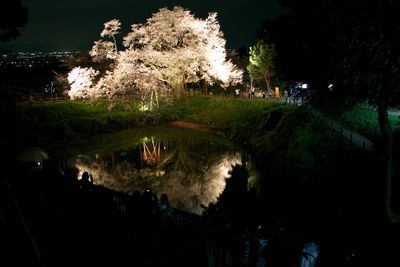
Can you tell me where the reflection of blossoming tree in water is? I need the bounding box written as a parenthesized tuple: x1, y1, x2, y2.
(68, 135, 242, 213)
(158, 137, 209, 183)
(141, 136, 216, 176)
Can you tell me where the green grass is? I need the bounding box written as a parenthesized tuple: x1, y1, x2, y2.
(176, 96, 292, 141)
(14, 97, 168, 146)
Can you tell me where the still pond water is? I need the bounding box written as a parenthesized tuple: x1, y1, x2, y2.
(51, 126, 246, 214)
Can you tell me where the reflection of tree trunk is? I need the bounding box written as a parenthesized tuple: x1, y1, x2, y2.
(141, 137, 161, 165)
(378, 100, 394, 219)
(159, 138, 195, 172)
(151, 137, 160, 162)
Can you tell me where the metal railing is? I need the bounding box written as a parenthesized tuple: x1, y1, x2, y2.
(311, 109, 374, 152)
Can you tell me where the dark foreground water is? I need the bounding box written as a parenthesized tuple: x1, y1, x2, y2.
(50, 125, 244, 214)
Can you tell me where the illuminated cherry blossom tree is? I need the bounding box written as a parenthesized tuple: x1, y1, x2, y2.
(100, 19, 121, 52)
(201, 13, 242, 87)
(90, 19, 121, 63)
(121, 6, 242, 102)
(67, 7, 242, 107)
(90, 40, 116, 62)
(67, 67, 99, 99)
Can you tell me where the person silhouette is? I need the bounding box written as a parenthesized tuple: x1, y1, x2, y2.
(140, 188, 159, 248)
(130, 190, 142, 212)
(64, 167, 79, 196)
(127, 190, 143, 221)
(159, 193, 170, 210)
(299, 241, 320, 267)
(142, 188, 158, 216)
(159, 193, 173, 226)
(77, 172, 94, 232)
(79, 171, 93, 192)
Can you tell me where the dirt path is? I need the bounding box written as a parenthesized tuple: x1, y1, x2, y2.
(170, 121, 225, 137)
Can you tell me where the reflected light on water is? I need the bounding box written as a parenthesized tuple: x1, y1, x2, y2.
(70, 153, 242, 214)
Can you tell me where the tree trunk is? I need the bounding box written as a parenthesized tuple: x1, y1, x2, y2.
(200, 79, 208, 96)
(183, 76, 189, 110)
(155, 89, 159, 109)
(377, 100, 394, 219)
(112, 35, 118, 53)
(173, 81, 182, 110)
(150, 90, 153, 111)
(264, 72, 270, 92)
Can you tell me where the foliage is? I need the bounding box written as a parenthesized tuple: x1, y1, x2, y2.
(247, 40, 276, 91)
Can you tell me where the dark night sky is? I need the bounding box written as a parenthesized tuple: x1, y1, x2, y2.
(2, 0, 287, 52)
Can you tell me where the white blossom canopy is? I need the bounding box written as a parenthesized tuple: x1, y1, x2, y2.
(67, 6, 243, 104)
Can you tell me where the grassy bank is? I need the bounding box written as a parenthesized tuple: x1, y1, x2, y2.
(13, 96, 287, 146)
(12, 96, 384, 215)
(13, 96, 378, 177)
(177, 97, 382, 220)
(13, 97, 177, 147)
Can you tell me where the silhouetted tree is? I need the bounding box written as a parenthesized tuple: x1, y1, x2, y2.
(327, 0, 400, 221)
(0, 0, 28, 42)
(258, 2, 332, 92)
(263, 0, 400, 221)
